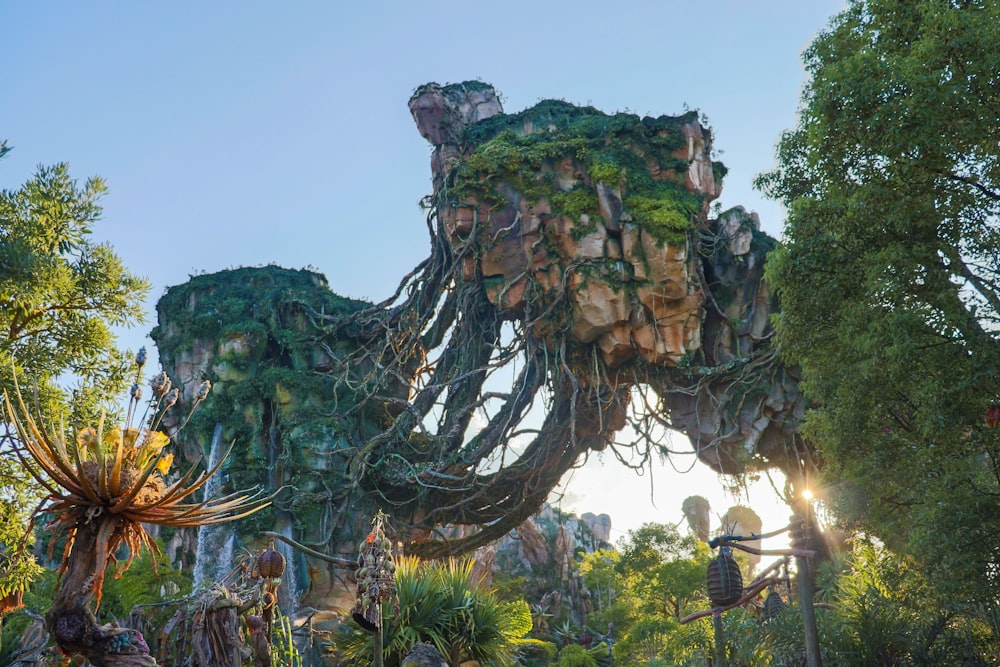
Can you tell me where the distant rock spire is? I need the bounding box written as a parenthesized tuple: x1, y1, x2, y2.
(682, 495, 711, 542)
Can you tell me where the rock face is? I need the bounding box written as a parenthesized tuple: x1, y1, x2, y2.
(721, 505, 763, 574)
(411, 85, 716, 368)
(491, 504, 612, 629)
(150, 83, 811, 632)
(152, 267, 387, 612)
(409, 82, 807, 474)
(580, 512, 612, 544)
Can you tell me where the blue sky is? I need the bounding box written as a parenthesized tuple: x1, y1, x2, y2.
(2, 1, 845, 540)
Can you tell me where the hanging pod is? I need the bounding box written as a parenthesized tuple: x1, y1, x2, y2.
(764, 590, 786, 620)
(257, 546, 286, 580)
(707, 546, 743, 607)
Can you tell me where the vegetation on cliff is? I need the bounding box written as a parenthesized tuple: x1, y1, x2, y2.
(446, 100, 713, 245)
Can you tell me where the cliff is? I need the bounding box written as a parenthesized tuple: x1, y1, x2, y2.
(150, 81, 809, 614)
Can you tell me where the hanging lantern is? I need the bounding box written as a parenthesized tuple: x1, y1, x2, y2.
(706, 546, 743, 607)
(352, 512, 398, 633)
(763, 590, 786, 620)
(256, 546, 286, 580)
(986, 404, 1000, 428)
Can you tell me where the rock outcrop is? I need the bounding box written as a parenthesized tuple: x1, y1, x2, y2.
(410, 83, 716, 368)
(491, 504, 612, 628)
(408, 82, 808, 474)
(150, 82, 812, 627)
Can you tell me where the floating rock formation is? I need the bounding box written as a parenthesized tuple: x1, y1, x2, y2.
(151, 82, 813, 620)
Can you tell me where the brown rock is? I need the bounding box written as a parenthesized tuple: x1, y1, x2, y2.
(606, 238, 623, 260)
(596, 182, 623, 232)
(408, 82, 503, 146)
(461, 255, 476, 282)
(485, 277, 528, 314)
(682, 496, 711, 542)
(447, 206, 477, 239)
(517, 520, 550, 567)
(580, 513, 612, 544)
(575, 218, 608, 259)
(552, 158, 583, 191)
(568, 271, 629, 344)
(719, 207, 755, 257)
(480, 233, 530, 279)
(551, 215, 579, 258)
(680, 122, 720, 201)
(597, 322, 635, 367)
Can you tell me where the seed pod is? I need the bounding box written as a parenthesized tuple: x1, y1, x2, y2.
(256, 547, 286, 579)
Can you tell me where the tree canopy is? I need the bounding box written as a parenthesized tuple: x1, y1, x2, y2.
(0, 141, 149, 418)
(757, 0, 1000, 600)
(0, 141, 149, 606)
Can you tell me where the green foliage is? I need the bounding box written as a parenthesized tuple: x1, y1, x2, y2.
(0, 145, 149, 611)
(448, 100, 708, 247)
(272, 607, 303, 667)
(576, 523, 716, 666)
(550, 186, 600, 225)
(151, 266, 381, 547)
(578, 549, 618, 615)
(0, 156, 149, 421)
(614, 523, 710, 621)
(327, 556, 539, 666)
(0, 478, 44, 602)
(554, 642, 597, 667)
(97, 544, 192, 624)
(757, 0, 1000, 602)
(622, 192, 696, 245)
(754, 539, 1000, 665)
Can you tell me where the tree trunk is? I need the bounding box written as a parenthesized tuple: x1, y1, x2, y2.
(46, 513, 157, 667)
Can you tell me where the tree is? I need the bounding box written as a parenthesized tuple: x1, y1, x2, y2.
(0, 141, 150, 614)
(0, 142, 149, 417)
(758, 540, 1000, 665)
(757, 0, 1000, 600)
(4, 370, 269, 665)
(585, 523, 714, 665)
(615, 523, 709, 621)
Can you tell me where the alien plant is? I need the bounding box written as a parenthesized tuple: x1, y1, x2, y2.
(3, 350, 270, 666)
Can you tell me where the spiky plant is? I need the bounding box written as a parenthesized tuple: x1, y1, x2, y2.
(2, 351, 269, 666)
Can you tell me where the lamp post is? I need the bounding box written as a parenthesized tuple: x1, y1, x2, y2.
(792, 489, 822, 667)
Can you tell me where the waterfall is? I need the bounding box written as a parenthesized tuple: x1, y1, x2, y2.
(276, 518, 301, 614)
(192, 424, 234, 588)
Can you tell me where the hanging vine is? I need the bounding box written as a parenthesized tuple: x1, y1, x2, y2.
(153, 82, 812, 564)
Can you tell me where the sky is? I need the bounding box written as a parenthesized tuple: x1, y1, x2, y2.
(2, 1, 845, 545)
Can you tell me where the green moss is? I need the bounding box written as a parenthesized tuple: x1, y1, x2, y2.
(551, 186, 599, 223)
(447, 99, 715, 248)
(587, 160, 623, 185)
(712, 160, 729, 183)
(623, 193, 697, 245)
(152, 266, 401, 551)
